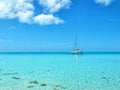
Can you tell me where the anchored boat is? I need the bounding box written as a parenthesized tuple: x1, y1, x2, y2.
(71, 35, 82, 54)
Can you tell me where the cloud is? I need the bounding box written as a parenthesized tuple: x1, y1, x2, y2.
(39, 0, 71, 13)
(0, 0, 34, 23)
(34, 14, 64, 25)
(95, 0, 112, 6)
(0, 0, 71, 25)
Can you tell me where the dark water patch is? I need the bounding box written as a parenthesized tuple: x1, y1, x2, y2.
(54, 85, 59, 87)
(101, 76, 111, 83)
(53, 88, 58, 90)
(27, 85, 34, 88)
(40, 83, 47, 86)
(101, 76, 110, 80)
(118, 74, 120, 78)
(29, 80, 39, 84)
(11, 77, 21, 80)
(59, 86, 66, 89)
(28, 71, 35, 74)
(47, 69, 50, 72)
(0, 78, 2, 80)
(101, 76, 107, 79)
(3, 72, 18, 75)
(52, 84, 66, 89)
(84, 80, 88, 84)
(106, 78, 110, 82)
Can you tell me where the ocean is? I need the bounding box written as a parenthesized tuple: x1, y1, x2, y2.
(0, 52, 120, 90)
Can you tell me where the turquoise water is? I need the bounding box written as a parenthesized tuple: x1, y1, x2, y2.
(0, 52, 120, 90)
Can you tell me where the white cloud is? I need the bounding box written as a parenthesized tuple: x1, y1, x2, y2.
(0, 0, 71, 25)
(95, 0, 112, 6)
(0, 0, 34, 23)
(34, 14, 64, 25)
(39, 0, 71, 13)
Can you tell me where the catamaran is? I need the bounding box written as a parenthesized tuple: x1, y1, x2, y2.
(71, 35, 82, 54)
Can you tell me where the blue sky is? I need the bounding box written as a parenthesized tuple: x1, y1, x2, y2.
(0, 0, 120, 52)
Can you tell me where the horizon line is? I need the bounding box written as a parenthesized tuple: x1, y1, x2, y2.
(0, 51, 120, 53)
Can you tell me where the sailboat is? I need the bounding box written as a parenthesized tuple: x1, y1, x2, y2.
(71, 35, 82, 54)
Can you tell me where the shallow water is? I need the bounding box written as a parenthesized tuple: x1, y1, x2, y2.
(0, 52, 120, 90)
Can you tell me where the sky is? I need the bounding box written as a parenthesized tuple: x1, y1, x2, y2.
(0, 0, 120, 52)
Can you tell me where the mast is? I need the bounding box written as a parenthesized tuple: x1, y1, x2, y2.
(71, 34, 82, 54)
(75, 35, 78, 50)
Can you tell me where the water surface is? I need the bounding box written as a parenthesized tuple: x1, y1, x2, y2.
(0, 52, 120, 90)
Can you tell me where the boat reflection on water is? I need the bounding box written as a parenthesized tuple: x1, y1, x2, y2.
(73, 54, 82, 63)
(75, 54, 79, 63)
